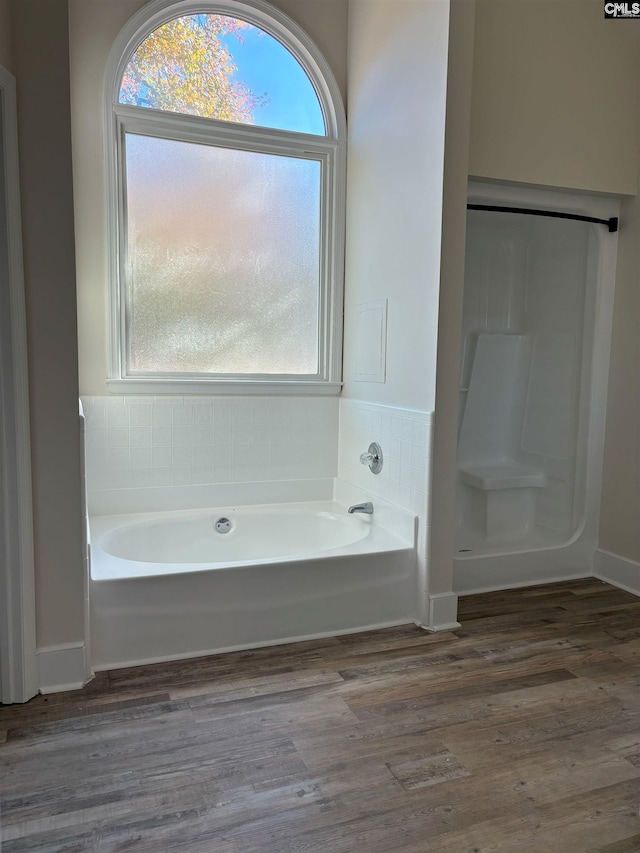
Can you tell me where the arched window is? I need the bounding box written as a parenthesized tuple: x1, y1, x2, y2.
(104, 0, 345, 393)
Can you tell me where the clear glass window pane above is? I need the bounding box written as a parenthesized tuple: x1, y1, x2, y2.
(119, 14, 326, 135)
(124, 132, 321, 376)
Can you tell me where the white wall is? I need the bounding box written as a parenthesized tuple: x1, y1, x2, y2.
(341, 0, 452, 627)
(469, 0, 638, 195)
(69, 0, 348, 396)
(343, 0, 449, 413)
(429, 0, 475, 598)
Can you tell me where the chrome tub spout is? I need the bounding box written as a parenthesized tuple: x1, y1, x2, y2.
(348, 502, 373, 515)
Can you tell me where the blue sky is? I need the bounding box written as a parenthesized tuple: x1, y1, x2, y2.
(220, 25, 325, 136)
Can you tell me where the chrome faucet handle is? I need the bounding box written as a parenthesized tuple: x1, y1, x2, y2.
(360, 442, 383, 474)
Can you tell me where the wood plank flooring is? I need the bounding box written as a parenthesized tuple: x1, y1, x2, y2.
(1, 578, 639, 851)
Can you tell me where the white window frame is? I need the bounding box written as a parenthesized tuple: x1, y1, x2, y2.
(104, 0, 346, 395)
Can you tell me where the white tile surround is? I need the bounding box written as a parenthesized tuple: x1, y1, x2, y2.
(81, 396, 432, 512)
(81, 396, 339, 494)
(82, 394, 439, 627)
(338, 399, 432, 516)
(338, 398, 436, 627)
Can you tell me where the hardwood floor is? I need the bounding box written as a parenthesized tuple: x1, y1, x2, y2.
(1, 578, 639, 852)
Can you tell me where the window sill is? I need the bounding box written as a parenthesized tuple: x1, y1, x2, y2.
(106, 378, 343, 396)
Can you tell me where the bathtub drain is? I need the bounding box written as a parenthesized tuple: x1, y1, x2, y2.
(215, 517, 232, 534)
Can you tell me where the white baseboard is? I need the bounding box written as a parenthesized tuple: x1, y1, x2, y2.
(422, 591, 461, 632)
(593, 549, 640, 597)
(36, 642, 92, 693)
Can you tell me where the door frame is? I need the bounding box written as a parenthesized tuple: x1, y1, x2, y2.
(0, 64, 38, 704)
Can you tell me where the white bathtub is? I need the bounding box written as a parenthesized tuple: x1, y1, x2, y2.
(89, 499, 417, 669)
(92, 504, 391, 579)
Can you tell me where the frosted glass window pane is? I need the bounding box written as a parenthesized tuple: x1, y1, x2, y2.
(119, 14, 325, 135)
(125, 133, 321, 375)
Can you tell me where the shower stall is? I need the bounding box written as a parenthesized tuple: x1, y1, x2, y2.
(453, 184, 619, 593)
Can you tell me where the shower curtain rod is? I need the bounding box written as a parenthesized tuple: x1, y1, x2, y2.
(467, 203, 619, 233)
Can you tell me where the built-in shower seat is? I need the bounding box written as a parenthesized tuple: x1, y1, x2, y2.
(458, 461, 546, 541)
(458, 463, 546, 491)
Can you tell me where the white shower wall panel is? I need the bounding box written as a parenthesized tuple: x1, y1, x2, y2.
(460, 219, 526, 387)
(457, 333, 532, 467)
(522, 332, 577, 460)
(522, 219, 591, 539)
(458, 210, 595, 548)
(455, 184, 619, 592)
